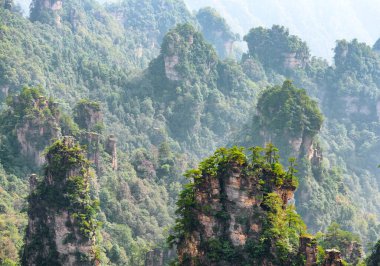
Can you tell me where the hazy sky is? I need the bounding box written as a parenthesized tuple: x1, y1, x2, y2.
(185, 0, 380, 61)
(15, 0, 380, 61)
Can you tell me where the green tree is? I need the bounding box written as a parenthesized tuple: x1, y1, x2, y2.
(243, 25, 310, 73)
(367, 241, 380, 266)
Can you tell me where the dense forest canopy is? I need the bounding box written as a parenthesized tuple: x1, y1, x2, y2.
(0, 0, 380, 265)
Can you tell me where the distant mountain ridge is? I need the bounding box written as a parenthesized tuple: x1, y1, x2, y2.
(184, 0, 380, 61)
(15, 0, 380, 61)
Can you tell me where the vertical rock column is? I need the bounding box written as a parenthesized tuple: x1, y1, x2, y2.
(22, 137, 98, 266)
(74, 101, 103, 172)
(322, 249, 344, 266)
(299, 236, 317, 266)
(106, 135, 118, 171)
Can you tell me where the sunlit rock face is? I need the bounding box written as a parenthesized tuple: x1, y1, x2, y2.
(299, 236, 318, 266)
(322, 249, 344, 266)
(22, 137, 98, 266)
(105, 135, 118, 171)
(15, 95, 61, 167)
(174, 147, 306, 266)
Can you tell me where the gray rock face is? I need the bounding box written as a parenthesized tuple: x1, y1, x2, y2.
(15, 96, 61, 167)
(177, 162, 297, 265)
(322, 249, 344, 266)
(22, 137, 97, 266)
(145, 248, 176, 266)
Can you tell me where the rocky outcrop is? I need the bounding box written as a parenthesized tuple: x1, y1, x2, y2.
(164, 55, 180, 81)
(288, 134, 314, 159)
(22, 137, 98, 266)
(283, 52, 308, 69)
(15, 95, 61, 167)
(262, 132, 316, 161)
(309, 144, 323, 165)
(74, 101, 103, 171)
(3, 0, 13, 10)
(105, 135, 117, 171)
(299, 236, 318, 266)
(339, 240, 363, 265)
(30, 0, 63, 25)
(157, 24, 217, 83)
(74, 101, 102, 132)
(172, 146, 304, 265)
(367, 240, 380, 266)
(85, 131, 101, 171)
(322, 249, 344, 266)
(254, 81, 323, 163)
(223, 40, 234, 58)
(196, 7, 237, 58)
(0, 85, 9, 99)
(144, 248, 175, 266)
(39, 0, 62, 11)
(346, 241, 363, 265)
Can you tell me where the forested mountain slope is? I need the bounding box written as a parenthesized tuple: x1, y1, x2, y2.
(236, 25, 380, 245)
(1, 0, 380, 265)
(0, 1, 257, 264)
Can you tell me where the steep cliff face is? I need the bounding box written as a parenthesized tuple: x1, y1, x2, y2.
(322, 249, 343, 266)
(299, 236, 318, 266)
(144, 248, 175, 266)
(22, 137, 99, 266)
(170, 146, 309, 265)
(74, 100, 103, 171)
(2, 0, 13, 10)
(0, 87, 61, 169)
(243, 25, 310, 73)
(241, 81, 323, 161)
(344, 241, 363, 265)
(151, 23, 218, 82)
(30, 0, 63, 25)
(367, 240, 380, 266)
(15, 95, 61, 166)
(196, 7, 237, 59)
(170, 145, 365, 265)
(73, 100, 103, 132)
(105, 135, 117, 171)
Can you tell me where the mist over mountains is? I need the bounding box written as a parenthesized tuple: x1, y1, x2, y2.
(15, 0, 380, 60)
(3, 0, 380, 265)
(185, 0, 380, 60)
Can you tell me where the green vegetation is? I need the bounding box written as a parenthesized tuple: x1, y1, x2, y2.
(0, 0, 379, 264)
(43, 139, 99, 238)
(30, 0, 59, 24)
(170, 145, 305, 265)
(105, 0, 195, 43)
(367, 240, 380, 266)
(0, 86, 60, 172)
(73, 99, 103, 133)
(127, 22, 257, 147)
(155, 23, 219, 83)
(236, 31, 380, 244)
(0, 165, 26, 265)
(196, 7, 238, 58)
(317, 222, 360, 250)
(316, 222, 363, 264)
(22, 138, 100, 265)
(238, 80, 323, 159)
(1, 0, 13, 10)
(257, 80, 323, 139)
(244, 25, 310, 73)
